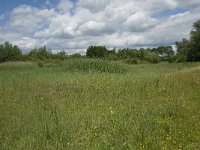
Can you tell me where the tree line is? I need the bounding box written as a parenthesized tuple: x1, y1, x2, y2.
(86, 45, 174, 64)
(0, 42, 175, 64)
(0, 19, 200, 64)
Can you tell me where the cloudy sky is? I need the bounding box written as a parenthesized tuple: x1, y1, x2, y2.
(0, 0, 200, 52)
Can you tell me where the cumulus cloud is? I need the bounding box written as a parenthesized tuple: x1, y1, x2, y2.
(176, 0, 200, 9)
(77, 0, 110, 13)
(57, 0, 73, 13)
(13, 37, 37, 50)
(124, 12, 158, 32)
(0, 0, 200, 52)
(9, 5, 58, 33)
(144, 9, 200, 46)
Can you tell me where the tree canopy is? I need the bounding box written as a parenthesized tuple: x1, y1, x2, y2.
(176, 19, 200, 62)
(0, 42, 22, 62)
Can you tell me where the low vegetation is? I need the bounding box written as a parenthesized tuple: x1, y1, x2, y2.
(0, 61, 200, 149)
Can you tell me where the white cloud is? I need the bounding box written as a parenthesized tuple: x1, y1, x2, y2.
(57, 0, 73, 13)
(146, 0, 177, 12)
(13, 37, 37, 49)
(175, 0, 200, 8)
(0, 0, 200, 51)
(79, 21, 113, 35)
(143, 9, 200, 46)
(124, 12, 158, 32)
(77, 0, 110, 13)
(10, 5, 58, 32)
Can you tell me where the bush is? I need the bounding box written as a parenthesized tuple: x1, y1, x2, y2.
(29, 46, 52, 60)
(37, 61, 44, 68)
(176, 54, 187, 63)
(105, 53, 118, 61)
(64, 59, 129, 73)
(52, 51, 67, 60)
(69, 53, 82, 58)
(45, 59, 64, 67)
(167, 56, 177, 63)
(0, 42, 22, 62)
(86, 46, 108, 58)
(146, 55, 161, 64)
(124, 58, 138, 64)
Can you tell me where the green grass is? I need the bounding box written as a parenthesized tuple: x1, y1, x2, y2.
(63, 58, 130, 74)
(0, 60, 200, 149)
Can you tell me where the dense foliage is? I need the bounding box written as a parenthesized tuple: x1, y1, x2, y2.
(86, 46, 108, 58)
(0, 42, 174, 64)
(85, 46, 174, 63)
(0, 42, 22, 62)
(176, 19, 200, 62)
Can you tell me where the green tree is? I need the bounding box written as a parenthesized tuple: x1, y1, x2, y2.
(70, 53, 82, 58)
(0, 42, 22, 62)
(29, 46, 52, 60)
(0, 45, 7, 62)
(86, 46, 108, 58)
(188, 20, 200, 61)
(175, 39, 190, 62)
(56, 51, 67, 60)
(151, 46, 174, 61)
(175, 39, 190, 55)
(175, 19, 200, 62)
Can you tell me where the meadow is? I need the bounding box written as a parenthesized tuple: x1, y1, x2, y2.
(0, 59, 200, 150)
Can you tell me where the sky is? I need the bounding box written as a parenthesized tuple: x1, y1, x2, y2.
(0, 0, 200, 53)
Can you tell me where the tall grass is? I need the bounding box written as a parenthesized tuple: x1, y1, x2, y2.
(0, 61, 200, 149)
(63, 58, 130, 74)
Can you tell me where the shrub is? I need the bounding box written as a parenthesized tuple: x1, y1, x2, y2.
(176, 54, 187, 63)
(168, 56, 176, 63)
(64, 59, 129, 73)
(69, 53, 82, 58)
(37, 61, 44, 68)
(29, 46, 52, 60)
(124, 58, 138, 64)
(52, 51, 67, 60)
(0, 42, 22, 62)
(146, 55, 161, 64)
(86, 46, 108, 58)
(105, 53, 118, 61)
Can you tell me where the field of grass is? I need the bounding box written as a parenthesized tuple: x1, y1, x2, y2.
(0, 60, 200, 149)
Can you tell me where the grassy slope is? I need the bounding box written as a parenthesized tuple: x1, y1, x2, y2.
(0, 61, 200, 149)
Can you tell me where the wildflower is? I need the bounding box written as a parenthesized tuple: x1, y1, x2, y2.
(111, 110, 114, 114)
(110, 107, 114, 114)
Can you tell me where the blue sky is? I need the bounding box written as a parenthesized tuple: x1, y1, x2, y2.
(0, 0, 200, 51)
(0, 0, 78, 14)
(0, 0, 51, 13)
(153, 7, 188, 18)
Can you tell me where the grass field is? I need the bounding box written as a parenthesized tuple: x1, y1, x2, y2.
(0, 60, 200, 149)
